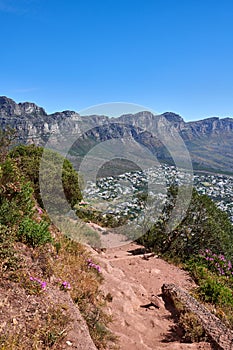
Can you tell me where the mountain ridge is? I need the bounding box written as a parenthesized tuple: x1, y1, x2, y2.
(1, 96, 233, 174)
(2, 95, 232, 124)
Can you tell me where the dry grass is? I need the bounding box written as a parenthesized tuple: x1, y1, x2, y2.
(0, 225, 116, 350)
(51, 232, 116, 349)
(172, 298, 208, 343)
(0, 303, 71, 350)
(55, 218, 101, 247)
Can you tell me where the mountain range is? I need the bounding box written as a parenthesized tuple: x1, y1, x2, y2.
(1, 96, 233, 174)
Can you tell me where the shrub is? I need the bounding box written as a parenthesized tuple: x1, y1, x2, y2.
(179, 311, 206, 342)
(0, 159, 35, 226)
(9, 144, 83, 209)
(198, 277, 233, 306)
(199, 249, 233, 278)
(17, 218, 52, 247)
(0, 224, 19, 272)
(138, 186, 233, 262)
(184, 260, 208, 283)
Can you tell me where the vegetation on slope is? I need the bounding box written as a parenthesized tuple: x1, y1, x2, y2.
(139, 186, 233, 261)
(9, 144, 83, 208)
(138, 185, 233, 332)
(2, 126, 233, 346)
(0, 131, 115, 349)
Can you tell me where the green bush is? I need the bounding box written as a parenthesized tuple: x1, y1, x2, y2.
(9, 144, 83, 209)
(17, 218, 52, 247)
(138, 186, 233, 262)
(185, 260, 209, 283)
(0, 224, 19, 272)
(198, 277, 233, 306)
(0, 159, 34, 226)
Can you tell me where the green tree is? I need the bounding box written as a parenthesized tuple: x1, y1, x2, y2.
(138, 186, 233, 262)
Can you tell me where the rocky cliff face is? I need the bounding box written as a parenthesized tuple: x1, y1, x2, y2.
(0, 96, 47, 117)
(0, 96, 84, 145)
(1, 96, 233, 173)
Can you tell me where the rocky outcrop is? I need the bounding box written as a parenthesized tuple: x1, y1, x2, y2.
(0, 96, 46, 117)
(1, 96, 233, 173)
(188, 117, 233, 137)
(162, 283, 233, 350)
(0, 97, 84, 145)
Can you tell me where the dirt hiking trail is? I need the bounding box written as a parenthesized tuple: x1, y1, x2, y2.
(90, 242, 212, 350)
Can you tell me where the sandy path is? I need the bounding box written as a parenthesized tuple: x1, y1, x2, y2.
(90, 242, 212, 350)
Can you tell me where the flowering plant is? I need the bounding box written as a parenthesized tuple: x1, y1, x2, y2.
(60, 281, 71, 290)
(199, 249, 233, 277)
(37, 207, 43, 215)
(30, 276, 47, 289)
(87, 258, 101, 273)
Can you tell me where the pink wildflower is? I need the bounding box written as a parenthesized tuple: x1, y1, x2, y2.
(61, 281, 71, 290)
(37, 207, 43, 215)
(41, 282, 47, 289)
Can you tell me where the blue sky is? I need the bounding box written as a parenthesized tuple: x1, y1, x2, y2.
(0, 0, 233, 121)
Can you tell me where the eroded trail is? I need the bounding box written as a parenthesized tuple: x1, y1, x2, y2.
(91, 242, 212, 350)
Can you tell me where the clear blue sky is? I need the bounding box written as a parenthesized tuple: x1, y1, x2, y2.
(1, 0, 233, 121)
